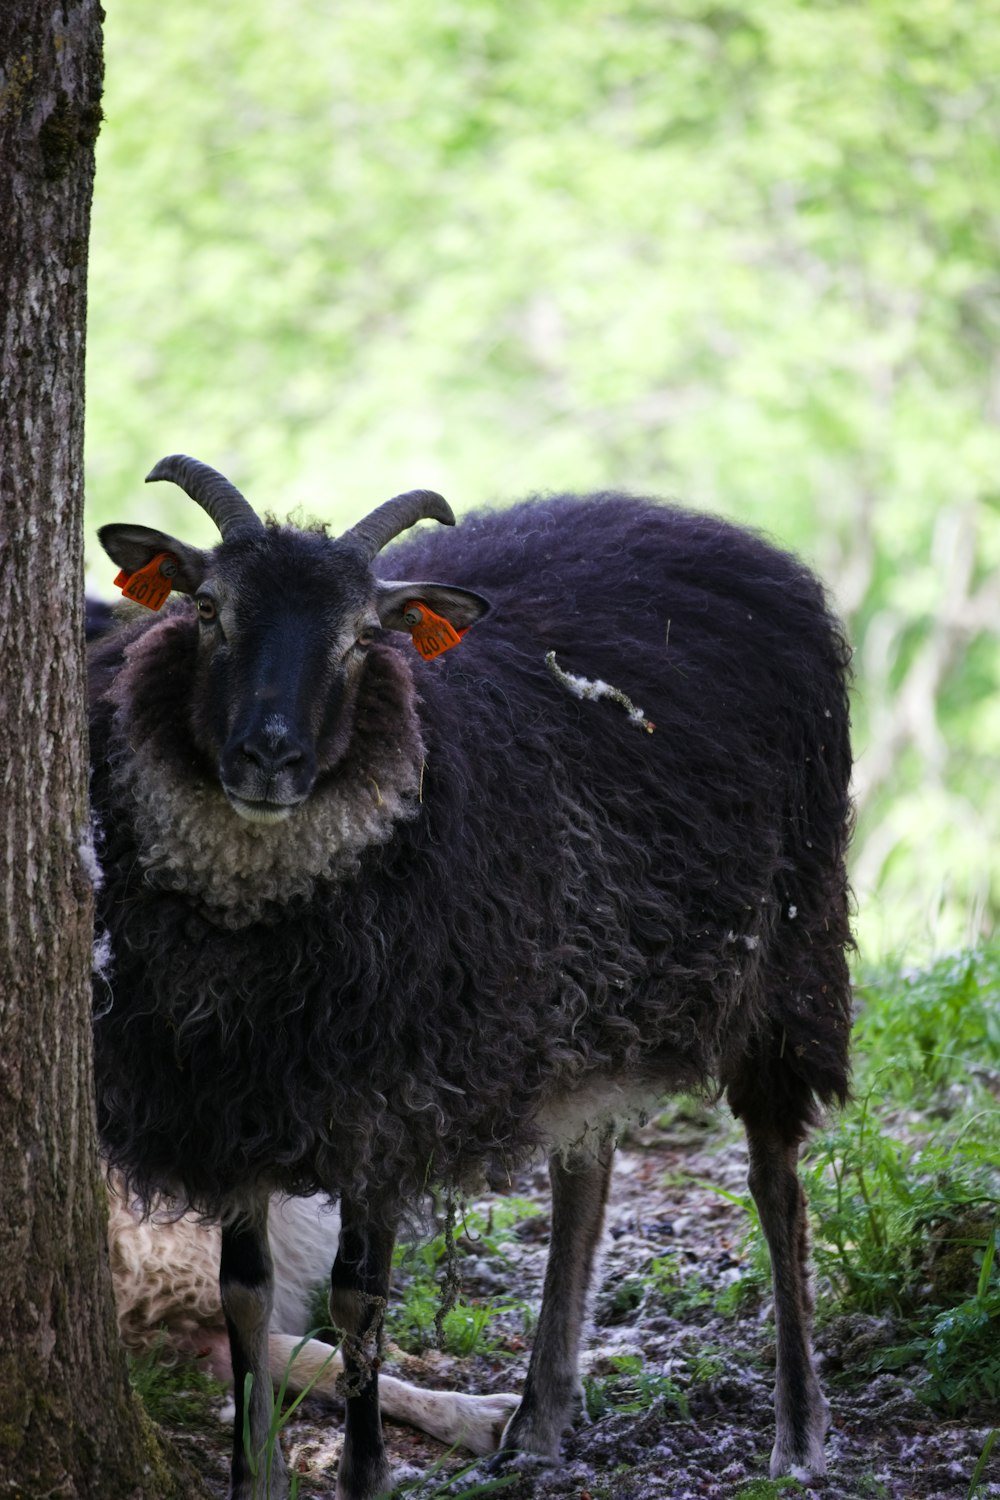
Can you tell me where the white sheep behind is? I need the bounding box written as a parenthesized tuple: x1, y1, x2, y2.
(105, 1178, 516, 1455)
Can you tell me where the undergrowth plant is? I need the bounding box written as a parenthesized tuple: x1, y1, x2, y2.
(598, 1253, 716, 1326)
(387, 1197, 540, 1357)
(853, 949, 1000, 1098)
(645, 1252, 715, 1315)
(723, 945, 1000, 1412)
(128, 1335, 227, 1427)
(732, 1481, 807, 1500)
(800, 1092, 999, 1319)
(888, 1222, 1000, 1411)
(583, 1353, 690, 1421)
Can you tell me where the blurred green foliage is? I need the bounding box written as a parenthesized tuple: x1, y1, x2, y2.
(86, 0, 1000, 950)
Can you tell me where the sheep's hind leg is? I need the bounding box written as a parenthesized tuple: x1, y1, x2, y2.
(500, 1139, 614, 1459)
(267, 1333, 519, 1455)
(221, 1197, 288, 1500)
(743, 1119, 829, 1479)
(330, 1203, 395, 1500)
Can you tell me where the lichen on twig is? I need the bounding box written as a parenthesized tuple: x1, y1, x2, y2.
(545, 650, 655, 733)
(335, 1290, 387, 1397)
(434, 1190, 461, 1346)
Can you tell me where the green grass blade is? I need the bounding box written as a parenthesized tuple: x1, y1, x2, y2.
(966, 1428, 998, 1499)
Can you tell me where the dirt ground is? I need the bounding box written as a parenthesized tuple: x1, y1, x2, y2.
(164, 1110, 999, 1500)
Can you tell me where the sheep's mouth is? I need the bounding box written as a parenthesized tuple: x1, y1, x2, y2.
(225, 792, 301, 825)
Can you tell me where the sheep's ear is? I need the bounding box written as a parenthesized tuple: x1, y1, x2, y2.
(375, 580, 491, 633)
(98, 524, 210, 596)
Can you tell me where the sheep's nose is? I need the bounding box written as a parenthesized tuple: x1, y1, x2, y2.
(239, 722, 306, 776)
(240, 740, 304, 775)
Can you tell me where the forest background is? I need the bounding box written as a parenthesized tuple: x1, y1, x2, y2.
(84, 0, 1000, 957)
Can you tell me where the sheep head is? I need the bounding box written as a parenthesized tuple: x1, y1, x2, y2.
(98, 456, 490, 825)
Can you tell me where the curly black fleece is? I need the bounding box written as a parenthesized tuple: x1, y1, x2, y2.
(90, 493, 853, 1223)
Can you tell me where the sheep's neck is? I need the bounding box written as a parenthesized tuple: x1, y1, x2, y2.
(109, 647, 425, 929)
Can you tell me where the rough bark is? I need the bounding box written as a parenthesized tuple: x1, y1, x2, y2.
(0, 3, 207, 1495)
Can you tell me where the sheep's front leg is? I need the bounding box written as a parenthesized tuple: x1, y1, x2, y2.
(221, 1199, 288, 1500)
(745, 1123, 828, 1479)
(330, 1203, 395, 1500)
(501, 1140, 614, 1458)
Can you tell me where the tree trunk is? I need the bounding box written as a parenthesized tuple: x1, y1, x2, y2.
(0, 4, 207, 1495)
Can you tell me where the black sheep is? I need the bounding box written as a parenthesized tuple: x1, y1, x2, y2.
(90, 456, 853, 1500)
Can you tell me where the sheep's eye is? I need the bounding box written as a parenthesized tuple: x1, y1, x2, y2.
(195, 595, 217, 622)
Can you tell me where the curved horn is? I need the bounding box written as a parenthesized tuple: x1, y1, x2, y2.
(342, 489, 455, 561)
(145, 455, 265, 539)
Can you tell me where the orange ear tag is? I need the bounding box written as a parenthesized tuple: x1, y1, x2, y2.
(113, 552, 178, 612)
(402, 601, 465, 661)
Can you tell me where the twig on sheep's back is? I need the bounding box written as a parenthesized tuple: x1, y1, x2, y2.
(545, 650, 656, 733)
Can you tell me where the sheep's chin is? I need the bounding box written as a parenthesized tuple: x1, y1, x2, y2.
(225, 794, 298, 825)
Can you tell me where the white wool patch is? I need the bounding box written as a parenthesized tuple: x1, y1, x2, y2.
(538, 1078, 665, 1156)
(92, 928, 113, 981)
(78, 816, 104, 891)
(93, 909, 116, 1018)
(266, 1195, 342, 1335)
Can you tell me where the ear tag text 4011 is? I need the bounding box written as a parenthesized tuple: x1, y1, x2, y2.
(113, 552, 178, 612)
(403, 601, 465, 661)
